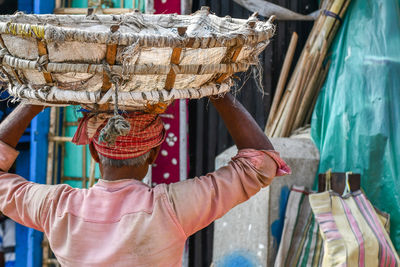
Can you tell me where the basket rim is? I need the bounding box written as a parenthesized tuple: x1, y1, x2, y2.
(0, 12, 275, 48)
(7, 79, 233, 107)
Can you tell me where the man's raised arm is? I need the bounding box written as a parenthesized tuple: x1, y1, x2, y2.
(0, 104, 43, 152)
(210, 93, 274, 151)
(0, 104, 55, 231)
(165, 93, 290, 237)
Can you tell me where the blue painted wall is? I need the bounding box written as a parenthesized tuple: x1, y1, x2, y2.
(33, 0, 54, 14)
(18, 0, 33, 13)
(14, 1, 53, 266)
(217, 251, 257, 267)
(28, 109, 50, 267)
(13, 109, 50, 267)
(15, 149, 30, 267)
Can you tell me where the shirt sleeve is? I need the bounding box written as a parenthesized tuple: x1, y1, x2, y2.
(0, 141, 58, 232)
(165, 149, 291, 237)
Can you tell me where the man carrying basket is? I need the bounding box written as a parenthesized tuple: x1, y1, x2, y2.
(0, 93, 290, 266)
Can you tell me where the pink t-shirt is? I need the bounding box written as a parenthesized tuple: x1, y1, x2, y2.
(0, 141, 290, 266)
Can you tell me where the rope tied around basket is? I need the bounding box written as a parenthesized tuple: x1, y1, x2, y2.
(36, 54, 49, 72)
(0, 48, 8, 59)
(98, 61, 131, 146)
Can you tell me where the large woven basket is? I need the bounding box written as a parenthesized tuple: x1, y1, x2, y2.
(0, 8, 274, 111)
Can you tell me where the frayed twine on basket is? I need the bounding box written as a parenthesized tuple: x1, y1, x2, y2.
(98, 114, 131, 145)
(98, 61, 131, 146)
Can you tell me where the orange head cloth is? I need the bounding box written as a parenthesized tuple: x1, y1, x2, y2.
(72, 112, 166, 160)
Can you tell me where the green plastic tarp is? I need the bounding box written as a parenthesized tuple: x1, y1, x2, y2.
(311, 0, 400, 253)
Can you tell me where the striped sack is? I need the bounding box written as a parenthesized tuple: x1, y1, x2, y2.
(309, 190, 399, 267)
(274, 186, 324, 267)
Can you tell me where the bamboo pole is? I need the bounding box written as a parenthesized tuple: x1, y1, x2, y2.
(268, 82, 291, 136)
(60, 109, 66, 186)
(280, 52, 310, 137)
(292, 48, 324, 131)
(43, 107, 58, 267)
(42, 236, 50, 267)
(55, 0, 62, 9)
(305, 60, 332, 124)
(88, 158, 96, 188)
(49, 136, 73, 142)
(266, 0, 351, 137)
(266, 32, 298, 134)
(271, 71, 299, 137)
(82, 146, 87, 189)
(53, 108, 61, 185)
(46, 107, 57, 186)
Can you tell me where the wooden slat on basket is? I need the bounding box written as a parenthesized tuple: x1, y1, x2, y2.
(165, 27, 186, 90)
(102, 43, 117, 90)
(216, 13, 259, 84)
(216, 46, 243, 84)
(102, 25, 119, 92)
(99, 25, 119, 110)
(37, 40, 53, 83)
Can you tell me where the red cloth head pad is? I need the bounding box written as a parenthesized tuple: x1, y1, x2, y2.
(72, 112, 165, 160)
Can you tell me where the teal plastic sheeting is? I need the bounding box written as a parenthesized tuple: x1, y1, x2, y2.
(311, 0, 400, 252)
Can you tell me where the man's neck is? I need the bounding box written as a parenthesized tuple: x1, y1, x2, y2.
(100, 164, 148, 182)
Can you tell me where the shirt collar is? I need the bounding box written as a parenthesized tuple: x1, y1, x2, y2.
(94, 178, 148, 190)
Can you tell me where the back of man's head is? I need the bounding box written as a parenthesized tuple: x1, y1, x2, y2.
(72, 111, 165, 169)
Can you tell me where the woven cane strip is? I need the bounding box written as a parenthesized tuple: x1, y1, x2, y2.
(0, 35, 23, 85)
(1, 54, 250, 75)
(8, 80, 231, 107)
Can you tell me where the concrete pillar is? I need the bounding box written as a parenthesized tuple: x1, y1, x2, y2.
(212, 138, 319, 267)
